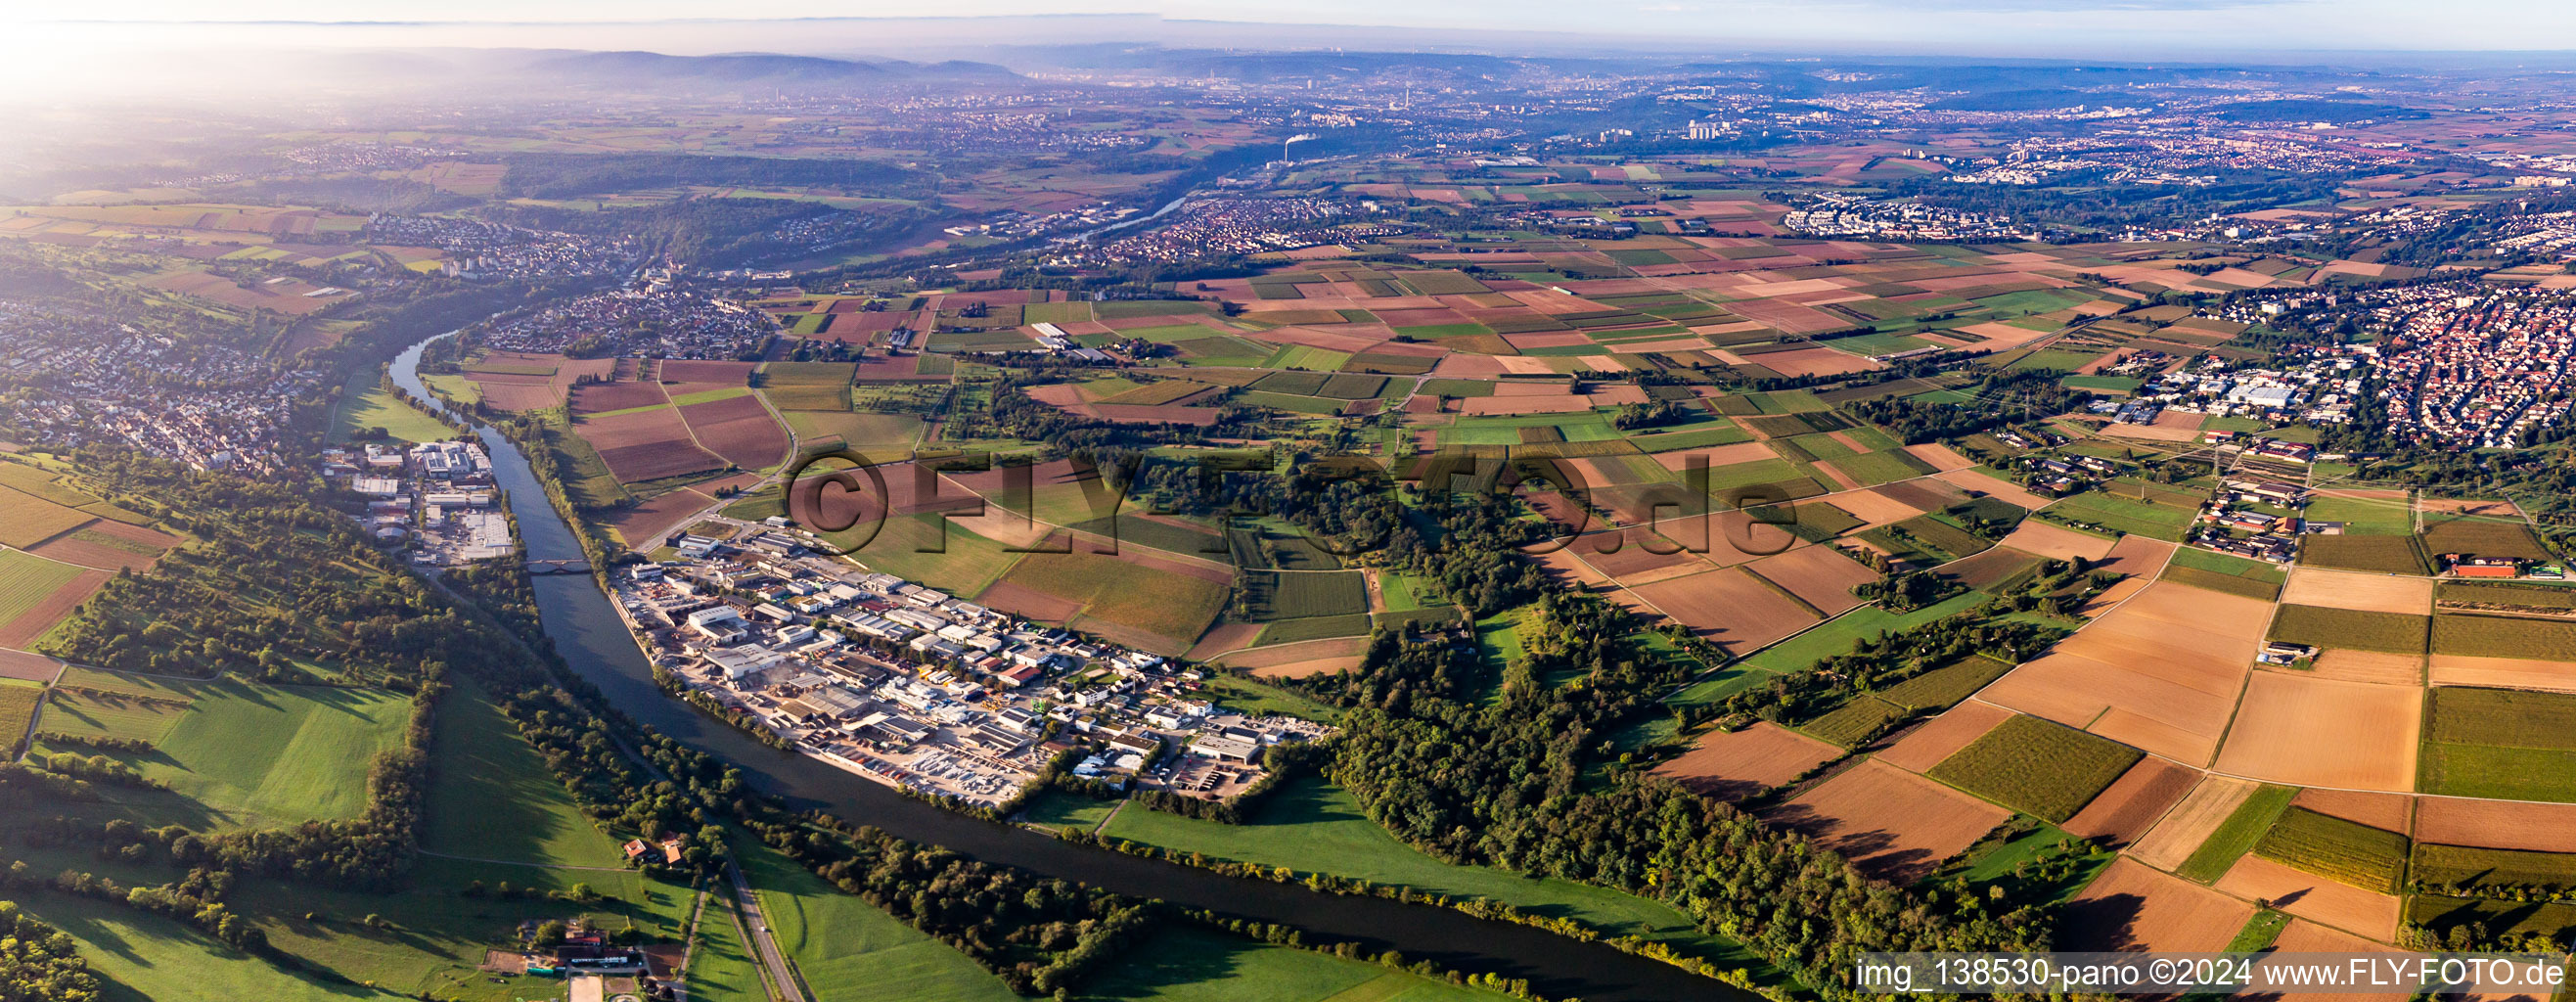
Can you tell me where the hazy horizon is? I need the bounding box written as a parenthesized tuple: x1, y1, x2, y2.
(13, 3, 2576, 63)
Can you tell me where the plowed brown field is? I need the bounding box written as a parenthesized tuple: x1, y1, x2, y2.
(1653, 722, 1840, 801)
(2063, 758, 2199, 847)
(2062, 857, 2252, 952)
(2211, 673, 2420, 792)
(1765, 759, 2009, 883)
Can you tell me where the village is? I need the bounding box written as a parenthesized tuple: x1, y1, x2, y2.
(364, 214, 639, 280)
(2371, 290, 2576, 448)
(477, 286, 780, 359)
(606, 513, 1329, 809)
(0, 296, 322, 477)
(1044, 196, 1404, 268)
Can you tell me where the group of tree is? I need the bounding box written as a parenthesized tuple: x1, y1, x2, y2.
(1838, 369, 2091, 444)
(1283, 569, 2062, 997)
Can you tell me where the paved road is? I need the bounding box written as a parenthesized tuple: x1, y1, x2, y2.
(727, 860, 808, 1002)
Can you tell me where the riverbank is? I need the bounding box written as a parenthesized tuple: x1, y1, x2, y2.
(389, 332, 1760, 1002)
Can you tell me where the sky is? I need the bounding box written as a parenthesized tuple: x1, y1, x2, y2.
(10, 0, 2576, 59)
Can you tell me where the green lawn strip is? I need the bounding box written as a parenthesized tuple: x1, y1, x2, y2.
(1952, 820, 2080, 883)
(2165, 547, 2287, 582)
(1377, 571, 1430, 612)
(2224, 909, 2290, 952)
(689, 890, 770, 1001)
(1072, 925, 1512, 1002)
(1474, 613, 1526, 672)
(423, 677, 630, 868)
(330, 368, 453, 444)
(1738, 590, 1990, 674)
(2176, 785, 2298, 884)
(1199, 673, 1343, 723)
(737, 834, 1020, 1002)
(2160, 566, 2282, 602)
(1097, 778, 1786, 985)
(1021, 789, 1123, 834)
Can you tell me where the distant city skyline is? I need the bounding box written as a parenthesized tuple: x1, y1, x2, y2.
(13, 1, 2576, 58)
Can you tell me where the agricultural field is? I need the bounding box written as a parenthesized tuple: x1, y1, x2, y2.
(2160, 557, 2283, 601)
(1241, 569, 1372, 621)
(0, 484, 101, 549)
(985, 548, 1231, 653)
(1925, 715, 2143, 822)
(2304, 493, 2417, 534)
(30, 672, 416, 831)
(2412, 843, 2576, 896)
(2266, 605, 2429, 655)
(2430, 613, 2576, 660)
(2418, 687, 2576, 801)
(1769, 758, 2011, 883)
(0, 547, 100, 647)
(2437, 580, 2576, 611)
(2299, 534, 2431, 575)
(2250, 807, 2409, 892)
(2419, 514, 2552, 561)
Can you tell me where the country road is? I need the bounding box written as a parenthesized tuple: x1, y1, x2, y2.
(726, 860, 808, 1002)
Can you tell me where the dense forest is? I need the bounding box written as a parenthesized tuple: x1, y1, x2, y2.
(1840, 369, 2092, 443)
(1283, 540, 2054, 999)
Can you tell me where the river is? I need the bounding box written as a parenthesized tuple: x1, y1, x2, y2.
(391, 335, 1749, 1002)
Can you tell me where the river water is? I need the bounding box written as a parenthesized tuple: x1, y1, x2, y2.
(390, 335, 1749, 1002)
